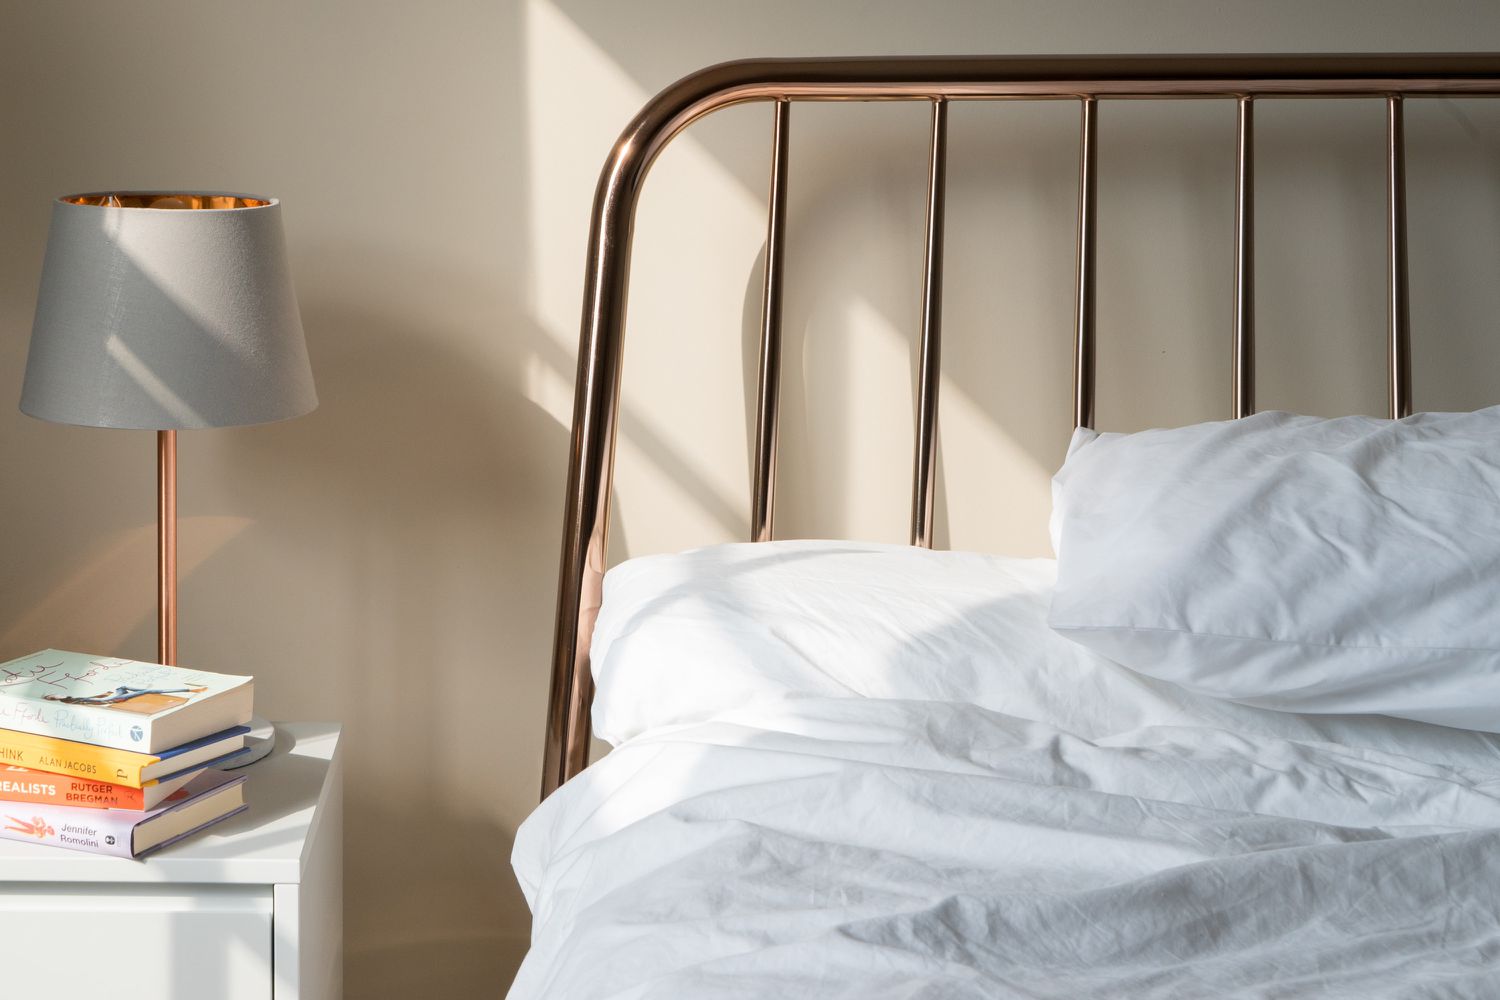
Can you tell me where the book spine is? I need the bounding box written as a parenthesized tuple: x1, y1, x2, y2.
(0, 732, 150, 788)
(0, 696, 151, 752)
(0, 767, 145, 809)
(0, 802, 135, 858)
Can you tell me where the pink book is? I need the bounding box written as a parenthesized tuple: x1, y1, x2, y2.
(0, 769, 246, 859)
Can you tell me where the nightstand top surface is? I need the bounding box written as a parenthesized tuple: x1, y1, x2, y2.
(0, 721, 339, 884)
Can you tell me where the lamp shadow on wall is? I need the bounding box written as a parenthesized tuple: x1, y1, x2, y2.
(202, 295, 566, 994)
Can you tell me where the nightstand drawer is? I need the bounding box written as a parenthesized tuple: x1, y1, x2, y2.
(1, 883, 273, 999)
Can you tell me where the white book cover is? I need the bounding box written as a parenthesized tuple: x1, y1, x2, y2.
(0, 650, 253, 753)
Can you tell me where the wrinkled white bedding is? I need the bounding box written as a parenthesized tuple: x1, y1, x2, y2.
(511, 694, 1500, 997)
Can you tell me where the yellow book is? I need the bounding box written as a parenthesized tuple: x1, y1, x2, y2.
(0, 725, 248, 789)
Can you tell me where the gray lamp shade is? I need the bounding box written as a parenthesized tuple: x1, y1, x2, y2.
(21, 192, 317, 430)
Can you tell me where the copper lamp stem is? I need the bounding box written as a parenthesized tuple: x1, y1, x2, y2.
(157, 429, 178, 666)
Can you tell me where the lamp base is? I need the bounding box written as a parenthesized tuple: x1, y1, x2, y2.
(222, 714, 277, 768)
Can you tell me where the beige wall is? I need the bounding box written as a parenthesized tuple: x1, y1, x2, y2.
(3, 2, 1499, 994)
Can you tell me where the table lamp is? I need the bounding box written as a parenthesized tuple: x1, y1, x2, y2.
(20, 191, 316, 763)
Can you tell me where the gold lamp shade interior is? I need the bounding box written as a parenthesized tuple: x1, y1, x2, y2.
(63, 192, 271, 210)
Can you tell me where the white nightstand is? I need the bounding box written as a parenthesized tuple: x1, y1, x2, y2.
(0, 722, 342, 1000)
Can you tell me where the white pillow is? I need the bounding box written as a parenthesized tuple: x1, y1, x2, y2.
(1048, 407, 1500, 731)
(589, 540, 1500, 765)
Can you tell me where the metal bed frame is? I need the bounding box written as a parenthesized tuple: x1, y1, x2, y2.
(541, 53, 1500, 798)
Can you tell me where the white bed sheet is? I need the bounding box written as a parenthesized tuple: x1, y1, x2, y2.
(513, 544, 1500, 996)
(512, 693, 1500, 998)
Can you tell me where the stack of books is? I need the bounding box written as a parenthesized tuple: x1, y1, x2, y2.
(0, 649, 254, 859)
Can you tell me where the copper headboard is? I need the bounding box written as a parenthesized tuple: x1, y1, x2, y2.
(542, 53, 1500, 798)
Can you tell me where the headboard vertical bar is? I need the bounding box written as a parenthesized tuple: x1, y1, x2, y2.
(1073, 96, 1099, 430)
(1232, 96, 1257, 418)
(1386, 94, 1413, 418)
(911, 97, 949, 548)
(752, 100, 792, 543)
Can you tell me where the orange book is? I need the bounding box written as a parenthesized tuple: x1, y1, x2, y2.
(0, 764, 197, 810)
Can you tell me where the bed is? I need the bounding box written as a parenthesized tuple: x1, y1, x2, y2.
(510, 55, 1500, 997)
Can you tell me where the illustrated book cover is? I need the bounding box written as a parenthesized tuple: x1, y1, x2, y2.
(0, 649, 252, 752)
(0, 769, 247, 858)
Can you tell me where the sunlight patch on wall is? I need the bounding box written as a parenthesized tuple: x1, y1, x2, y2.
(522, 353, 573, 430)
(524, 0, 767, 558)
(523, 0, 644, 343)
(0, 515, 252, 654)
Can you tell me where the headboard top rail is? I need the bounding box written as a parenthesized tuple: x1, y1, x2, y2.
(654, 52, 1500, 99)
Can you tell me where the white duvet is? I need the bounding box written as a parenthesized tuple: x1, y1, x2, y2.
(510, 546, 1500, 998)
(513, 697, 1500, 997)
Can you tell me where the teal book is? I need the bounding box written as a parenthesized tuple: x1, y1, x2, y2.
(0, 650, 253, 754)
